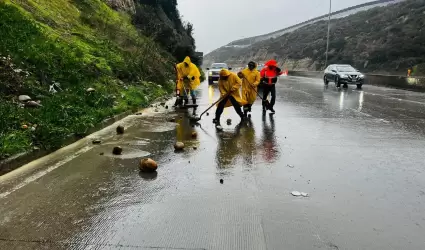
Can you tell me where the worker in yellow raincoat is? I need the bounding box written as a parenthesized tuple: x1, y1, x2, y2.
(213, 69, 247, 127)
(175, 56, 201, 106)
(238, 61, 261, 117)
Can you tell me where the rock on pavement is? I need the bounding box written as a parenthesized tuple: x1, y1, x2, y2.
(116, 125, 125, 134)
(174, 142, 185, 151)
(112, 146, 123, 155)
(139, 158, 158, 172)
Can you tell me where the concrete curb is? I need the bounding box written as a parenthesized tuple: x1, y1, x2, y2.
(0, 94, 173, 176)
(0, 110, 133, 176)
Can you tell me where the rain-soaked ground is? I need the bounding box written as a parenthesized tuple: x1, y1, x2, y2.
(1, 76, 425, 250)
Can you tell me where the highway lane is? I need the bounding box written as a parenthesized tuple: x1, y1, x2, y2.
(1, 76, 424, 250)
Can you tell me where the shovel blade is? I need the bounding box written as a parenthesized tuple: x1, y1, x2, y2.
(177, 104, 199, 109)
(189, 117, 201, 122)
(183, 104, 199, 108)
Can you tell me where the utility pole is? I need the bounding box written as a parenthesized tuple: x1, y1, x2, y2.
(324, 0, 332, 69)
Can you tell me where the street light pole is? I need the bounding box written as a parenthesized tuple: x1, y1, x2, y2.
(324, 0, 332, 69)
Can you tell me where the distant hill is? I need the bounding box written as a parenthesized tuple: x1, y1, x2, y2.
(225, 0, 404, 48)
(204, 0, 425, 76)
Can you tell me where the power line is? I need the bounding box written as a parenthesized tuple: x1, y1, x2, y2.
(324, 0, 332, 70)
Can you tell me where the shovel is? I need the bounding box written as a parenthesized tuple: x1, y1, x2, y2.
(189, 93, 230, 122)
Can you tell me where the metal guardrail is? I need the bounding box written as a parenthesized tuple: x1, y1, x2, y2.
(288, 71, 425, 92)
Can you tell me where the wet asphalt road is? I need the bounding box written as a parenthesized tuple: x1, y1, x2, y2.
(1, 76, 425, 250)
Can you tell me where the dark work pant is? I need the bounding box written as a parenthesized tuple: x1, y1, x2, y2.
(183, 89, 196, 103)
(215, 96, 244, 120)
(263, 84, 276, 108)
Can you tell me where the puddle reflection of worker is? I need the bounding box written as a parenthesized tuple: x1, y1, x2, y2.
(208, 85, 215, 105)
(215, 128, 241, 169)
(175, 117, 199, 156)
(261, 115, 279, 163)
(215, 122, 257, 169)
(239, 120, 257, 167)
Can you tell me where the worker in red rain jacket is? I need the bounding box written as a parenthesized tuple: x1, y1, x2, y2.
(260, 60, 283, 114)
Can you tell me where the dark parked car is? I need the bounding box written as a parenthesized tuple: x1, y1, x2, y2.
(324, 64, 365, 89)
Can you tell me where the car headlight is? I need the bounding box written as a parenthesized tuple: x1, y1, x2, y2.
(340, 74, 348, 78)
(359, 74, 365, 78)
(209, 72, 213, 76)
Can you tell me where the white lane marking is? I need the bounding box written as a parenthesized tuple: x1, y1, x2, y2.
(364, 92, 425, 106)
(0, 146, 92, 199)
(290, 89, 314, 97)
(292, 76, 425, 106)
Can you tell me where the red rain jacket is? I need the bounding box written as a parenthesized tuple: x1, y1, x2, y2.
(260, 60, 283, 85)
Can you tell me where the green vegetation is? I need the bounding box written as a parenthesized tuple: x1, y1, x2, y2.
(133, 0, 201, 65)
(207, 0, 425, 75)
(0, 0, 198, 159)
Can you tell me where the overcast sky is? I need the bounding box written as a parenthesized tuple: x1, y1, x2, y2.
(178, 0, 373, 53)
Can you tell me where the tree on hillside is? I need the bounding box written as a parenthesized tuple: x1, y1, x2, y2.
(133, 0, 198, 64)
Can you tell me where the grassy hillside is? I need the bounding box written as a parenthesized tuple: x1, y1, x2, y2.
(206, 0, 425, 75)
(0, 0, 194, 159)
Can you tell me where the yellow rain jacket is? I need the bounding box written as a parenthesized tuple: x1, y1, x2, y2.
(218, 69, 247, 108)
(240, 68, 261, 104)
(176, 56, 201, 92)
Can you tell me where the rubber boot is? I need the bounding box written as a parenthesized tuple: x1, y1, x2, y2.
(214, 119, 223, 130)
(173, 96, 180, 107)
(240, 114, 247, 122)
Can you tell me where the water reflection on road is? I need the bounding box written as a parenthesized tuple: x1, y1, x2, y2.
(260, 114, 280, 163)
(215, 121, 259, 169)
(1, 77, 425, 250)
